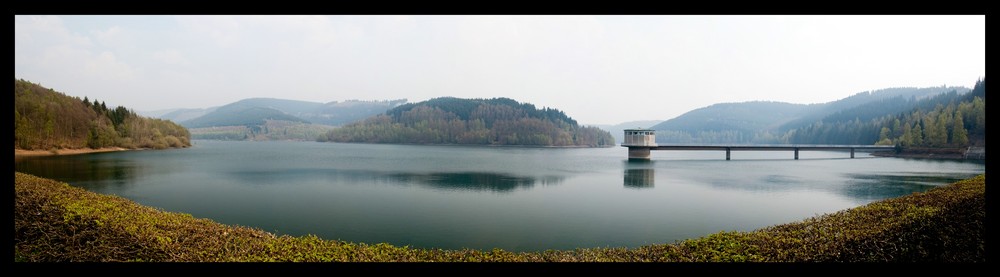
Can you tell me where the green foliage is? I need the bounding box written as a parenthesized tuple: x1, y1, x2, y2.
(14, 172, 985, 262)
(321, 97, 615, 147)
(14, 79, 191, 150)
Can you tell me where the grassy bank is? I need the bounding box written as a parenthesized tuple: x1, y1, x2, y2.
(14, 172, 985, 262)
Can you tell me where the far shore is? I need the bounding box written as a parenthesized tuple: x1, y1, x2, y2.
(14, 147, 136, 158)
(870, 146, 984, 160)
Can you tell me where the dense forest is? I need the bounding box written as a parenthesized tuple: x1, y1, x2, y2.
(319, 97, 615, 147)
(14, 79, 191, 150)
(651, 82, 984, 147)
(788, 78, 985, 147)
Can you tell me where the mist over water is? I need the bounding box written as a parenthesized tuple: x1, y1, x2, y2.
(16, 140, 984, 251)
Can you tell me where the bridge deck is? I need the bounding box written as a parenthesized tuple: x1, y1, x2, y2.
(621, 144, 895, 151)
(621, 144, 894, 160)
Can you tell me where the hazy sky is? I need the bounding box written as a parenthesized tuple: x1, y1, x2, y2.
(14, 15, 985, 125)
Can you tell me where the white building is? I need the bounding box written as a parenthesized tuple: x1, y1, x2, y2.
(622, 129, 656, 146)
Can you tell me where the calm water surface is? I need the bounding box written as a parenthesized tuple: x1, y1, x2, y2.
(15, 140, 985, 252)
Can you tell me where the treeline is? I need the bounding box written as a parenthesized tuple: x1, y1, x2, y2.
(14, 79, 191, 150)
(190, 120, 333, 141)
(655, 79, 985, 147)
(788, 79, 985, 147)
(320, 97, 615, 147)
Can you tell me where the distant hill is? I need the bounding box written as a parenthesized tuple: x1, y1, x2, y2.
(155, 97, 408, 129)
(652, 101, 811, 133)
(182, 105, 309, 128)
(651, 86, 969, 143)
(175, 97, 406, 127)
(14, 79, 191, 150)
(320, 97, 615, 147)
(593, 120, 664, 142)
(151, 107, 217, 123)
(141, 97, 406, 141)
(314, 99, 409, 126)
(188, 120, 335, 141)
(776, 86, 968, 131)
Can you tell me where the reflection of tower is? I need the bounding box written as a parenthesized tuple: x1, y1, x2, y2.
(624, 168, 654, 188)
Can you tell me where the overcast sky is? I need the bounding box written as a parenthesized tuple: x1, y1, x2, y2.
(14, 15, 985, 125)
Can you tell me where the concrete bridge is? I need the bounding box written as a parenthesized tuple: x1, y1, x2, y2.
(622, 128, 895, 160)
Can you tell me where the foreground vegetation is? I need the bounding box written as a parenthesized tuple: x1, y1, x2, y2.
(14, 172, 984, 262)
(14, 79, 191, 150)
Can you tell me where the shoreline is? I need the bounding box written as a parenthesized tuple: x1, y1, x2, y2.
(871, 146, 985, 160)
(14, 147, 135, 158)
(14, 172, 985, 261)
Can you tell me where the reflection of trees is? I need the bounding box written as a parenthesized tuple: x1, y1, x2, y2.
(391, 172, 563, 193)
(839, 174, 972, 202)
(693, 171, 977, 203)
(624, 169, 654, 189)
(225, 169, 564, 193)
(14, 156, 138, 191)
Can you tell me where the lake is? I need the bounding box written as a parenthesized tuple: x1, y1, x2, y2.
(14, 140, 985, 252)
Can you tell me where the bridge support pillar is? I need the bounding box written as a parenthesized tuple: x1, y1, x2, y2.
(628, 147, 651, 160)
(851, 148, 855, 158)
(726, 148, 731, 160)
(794, 148, 799, 160)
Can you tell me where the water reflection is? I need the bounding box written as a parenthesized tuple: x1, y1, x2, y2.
(838, 173, 973, 203)
(698, 174, 803, 193)
(225, 169, 564, 193)
(14, 155, 140, 191)
(623, 160, 655, 188)
(624, 169, 654, 188)
(844, 173, 974, 186)
(390, 172, 563, 192)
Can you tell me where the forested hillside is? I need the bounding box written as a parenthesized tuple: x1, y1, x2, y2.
(789, 79, 985, 147)
(651, 84, 977, 145)
(776, 86, 965, 131)
(320, 97, 615, 147)
(14, 79, 191, 150)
